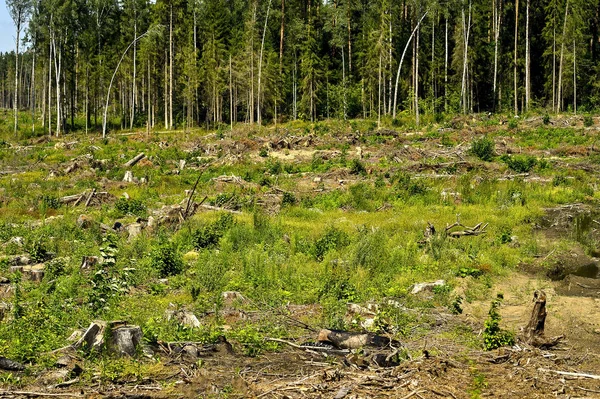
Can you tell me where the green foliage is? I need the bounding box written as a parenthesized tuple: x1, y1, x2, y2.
(114, 198, 147, 217)
(450, 296, 463, 314)
(457, 267, 484, 278)
(483, 294, 515, 350)
(500, 154, 537, 173)
(470, 136, 496, 161)
(312, 227, 350, 261)
(281, 191, 297, 207)
(543, 114, 551, 125)
(150, 242, 184, 278)
(584, 115, 593, 127)
(27, 237, 50, 263)
(349, 158, 366, 175)
(192, 213, 235, 249)
(259, 147, 269, 157)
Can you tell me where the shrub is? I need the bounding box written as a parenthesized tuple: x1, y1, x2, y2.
(312, 227, 350, 261)
(470, 136, 495, 161)
(281, 192, 296, 207)
(483, 294, 515, 350)
(150, 242, 184, 277)
(543, 114, 550, 125)
(259, 147, 268, 157)
(500, 154, 537, 173)
(584, 115, 593, 127)
(114, 197, 146, 217)
(349, 158, 366, 175)
(193, 213, 235, 249)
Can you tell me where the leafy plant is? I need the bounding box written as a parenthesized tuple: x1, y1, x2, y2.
(483, 294, 515, 350)
(193, 213, 235, 249)
(312, 227, 350, 261)
(349, 158, 366, 175)
(150, 242, 184, 277)
(584, 115, 593, 127)
(114, 198, 146, 217)
(500, 154, 537, 173)
(281, 192, 296, 207)
(470, 136, 496, 161)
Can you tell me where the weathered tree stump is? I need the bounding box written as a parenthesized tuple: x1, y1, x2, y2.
(522, 290, 563, 348)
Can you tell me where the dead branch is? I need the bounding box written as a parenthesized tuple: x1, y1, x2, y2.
(538, 368, 600, 380)
(264, 337, 350, 355)
(84, 188, 96, 208)
(0, 391, 83, 398)
(200, 204, 242, 214)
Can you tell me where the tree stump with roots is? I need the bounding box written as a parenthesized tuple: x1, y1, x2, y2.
(522, 290, 563, 348)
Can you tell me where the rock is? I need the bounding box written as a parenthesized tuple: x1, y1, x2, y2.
(594, 329, 600, 335)
(222, 291, 246, 303)
(313, 177, 322, 183)
(126, 223, 143, 241)
(411, 280, 446, 295)
(9, 264, 45, 282)
(182, 344, 198, 360)
(123, 171, 134, 183)
(0, 357, 25, 371)
(179, 159, 186, 170)
(76, 214, 95, 229)
(7, 254, 31, 266)
(40, 368, 70, 385)
(347, 303, 377, 316)
(165, 309, 201, 328)
(108, 324, 143, 357)
(7, 236, 24, 247)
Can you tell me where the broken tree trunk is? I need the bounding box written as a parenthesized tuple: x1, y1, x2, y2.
(522, 290, 563, 348)
(123, 152, 146, 167)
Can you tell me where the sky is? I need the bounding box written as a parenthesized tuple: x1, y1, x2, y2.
(0, 0, 18, 54)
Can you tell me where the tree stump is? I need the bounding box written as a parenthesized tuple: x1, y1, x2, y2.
(522, 290, 563, 348)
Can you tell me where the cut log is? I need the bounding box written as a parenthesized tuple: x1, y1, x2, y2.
(522, 290, 564, 348)
(317, 329, 397, 350)
(123, 152, 146, 167)
(0, 357, 25, 371)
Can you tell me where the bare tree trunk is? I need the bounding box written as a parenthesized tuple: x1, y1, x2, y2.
(415, 25, 420, 126)
(557, 0, 568, 113)
(130, 8, 137, 130)
(514, 0, 519, 115)
(257, 0, 272, 125)
(41, 63, 46, 132)
(392, 11, 428, 118)
(431, 19, 435, 113)
(460, 1, 471, 115)
(250, 3, 256, 124)
(31, 49, 35, 135)
(378, 53, 382, 128)
(48, 39, 52, 136)
(13, 12, 22, 137)
(169, 4, 173, 129)
(230, 54, 233, 129)
(52, 30, 62, 137)
(573, 39, 576, 114)
(388, 11, 392, 115)
(525, 0, 530, 111)
(347, 2, 352, 73)
(164, 49, 168, 129)
(445, 16, 448, 112)
(492, 0, 502, 110)
(552, 23, 556, 112)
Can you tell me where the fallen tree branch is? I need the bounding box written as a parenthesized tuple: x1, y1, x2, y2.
(264, 337, 350, 355)
(0, 391, 82, 398)
(84, 188, 96, 208)
(538, 368, 600, 380)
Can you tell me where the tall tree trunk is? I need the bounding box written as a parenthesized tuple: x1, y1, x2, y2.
(552, 22, 556, 112)
(378, 53, 382, 128)
(525, 0, 530, 111)
(164, 48, 168, 129)
(445, 16, 448, 112)
(169, 4, 173, 129)
(230, 54, 233, 129)
(557, 0, 569, 113)
(392, 11, 428, 118)
(257, 0, 272, 125)
(493, 0, 502, 110)
(573, 39, 576, 114)
(130, 7, 137, 130)
(13, 13, 22, 137)
(415, 25, 420, 126)
(461, 1, 471, 115)
(514, 0, 519, 115)
(31, 49, 35, 135)
(48, 39, 52, 136)
(431, 19, 435, 113)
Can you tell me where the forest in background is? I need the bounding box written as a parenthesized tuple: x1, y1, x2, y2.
(1, 0, 600, 136)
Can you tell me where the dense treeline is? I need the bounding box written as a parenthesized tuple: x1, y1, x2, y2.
(1, 0, 600, 135)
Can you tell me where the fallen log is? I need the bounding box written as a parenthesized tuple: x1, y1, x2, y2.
(123, 152, 146, 167)
(0, 357, 25, 371)
(538, 368, 600, 380)
(84, 188, 96, 207)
